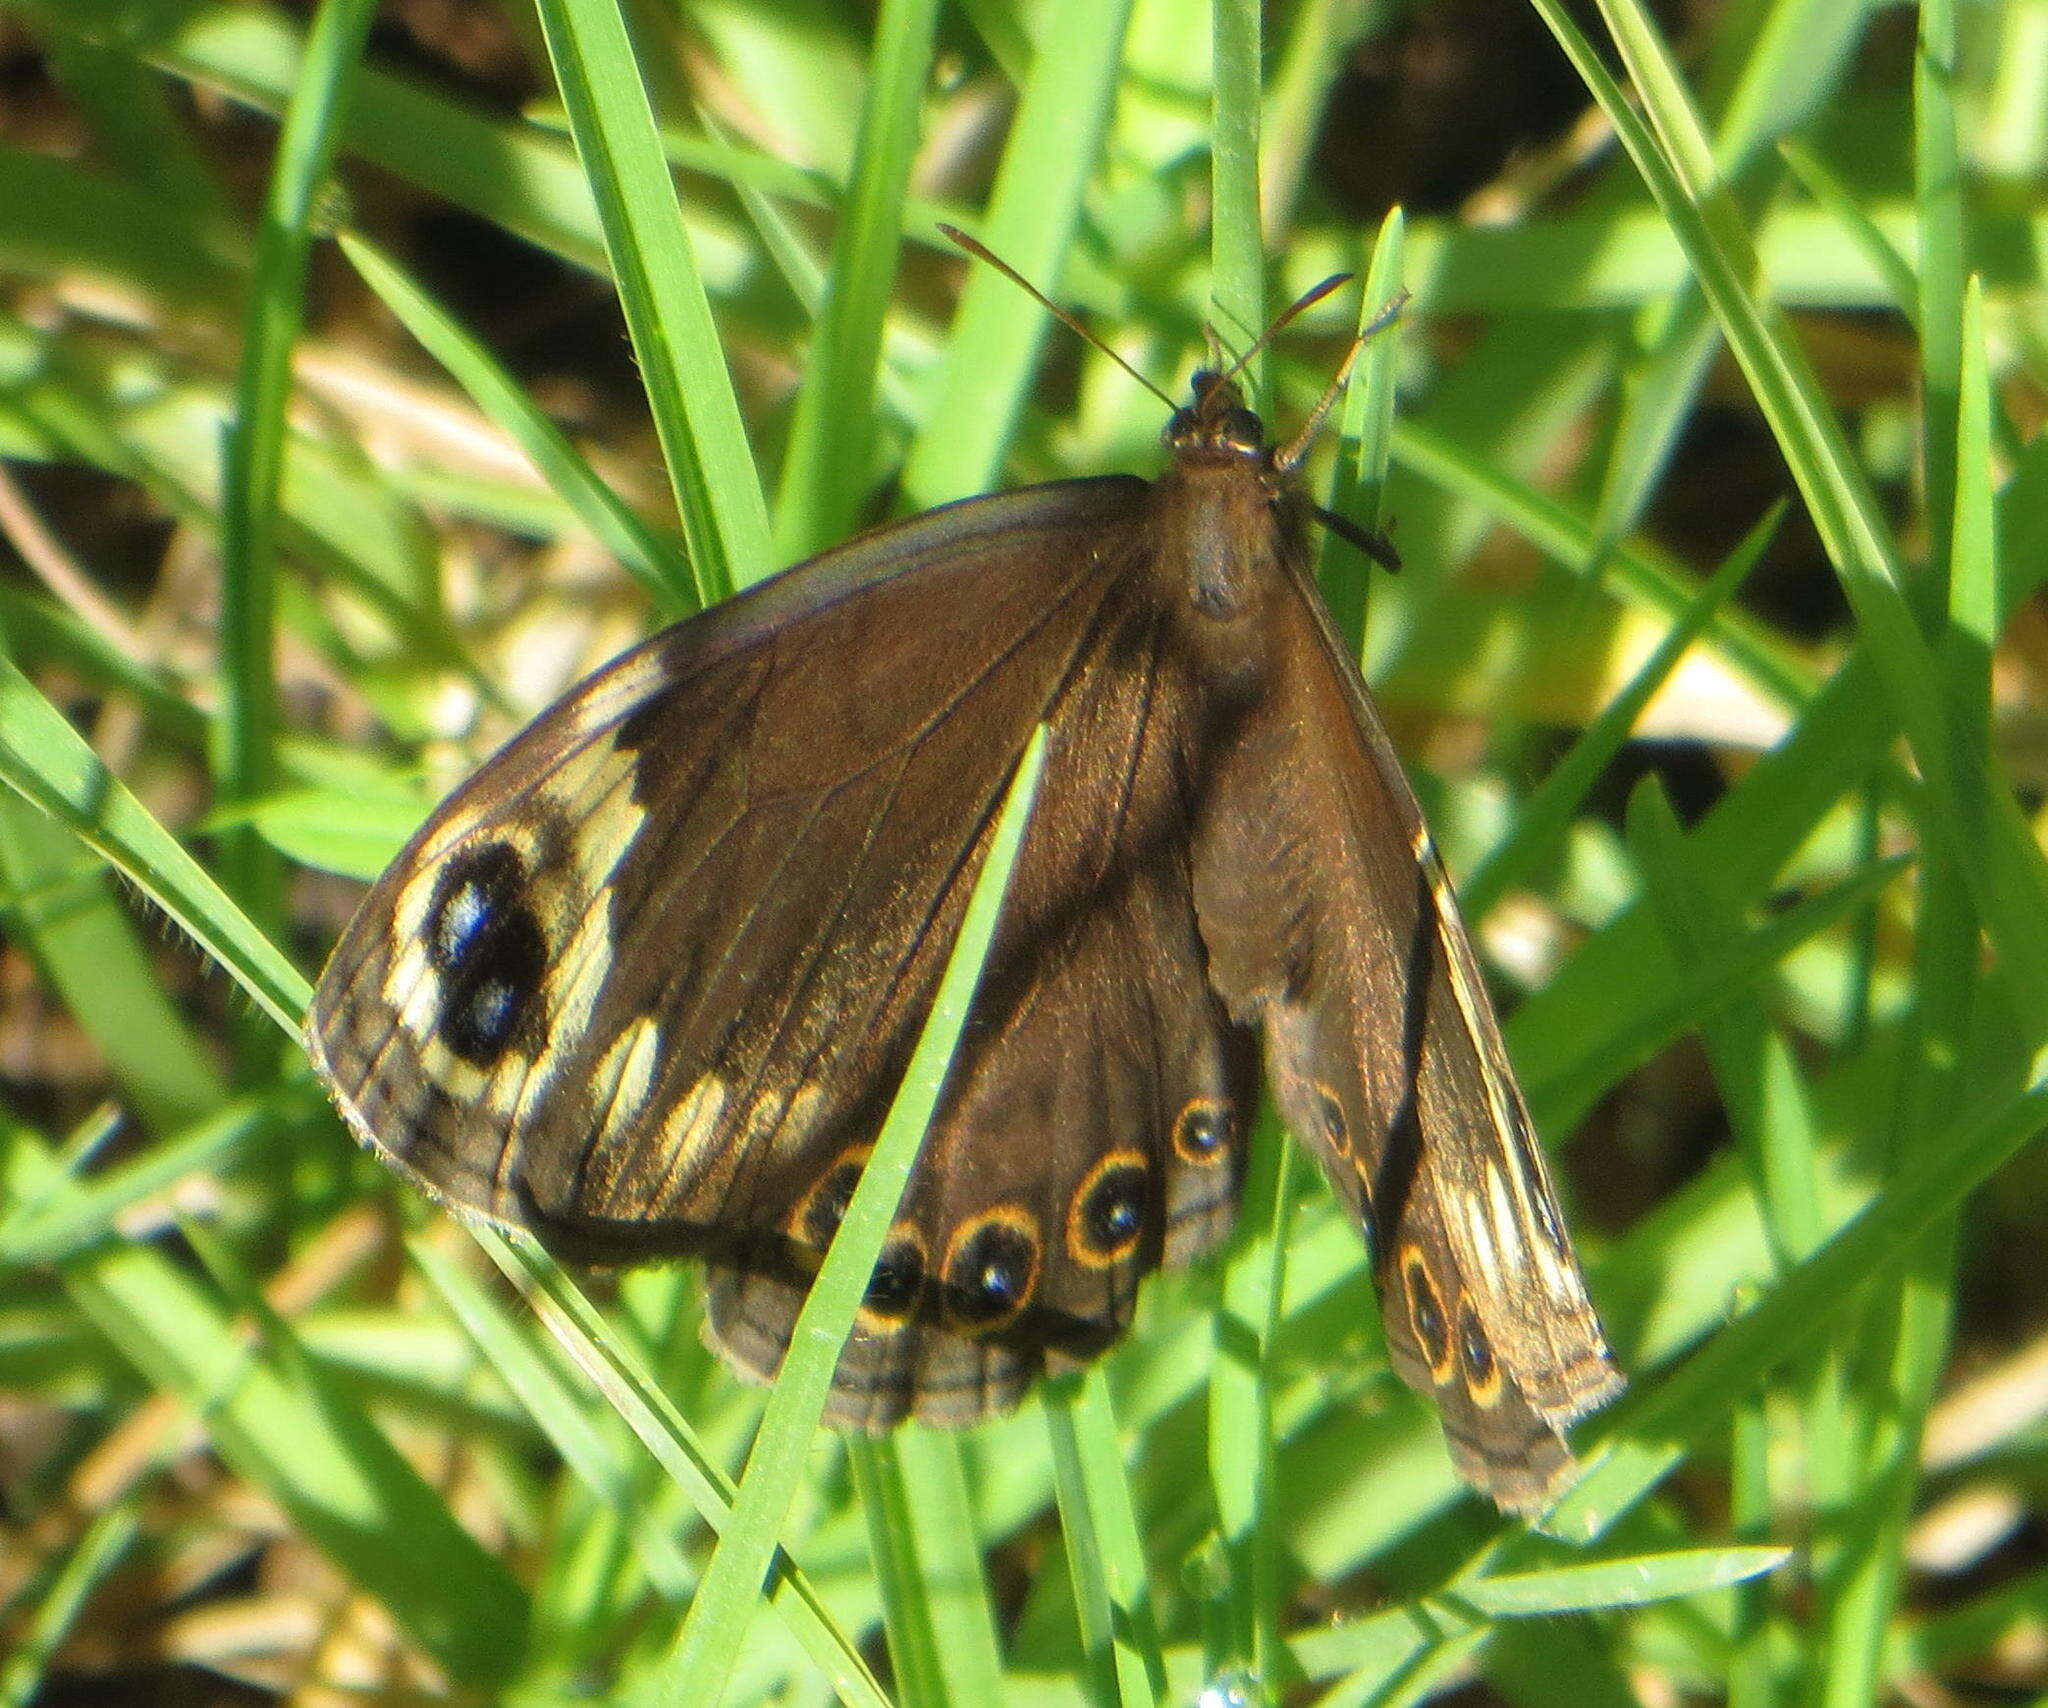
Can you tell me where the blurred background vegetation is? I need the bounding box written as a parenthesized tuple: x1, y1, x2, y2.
(1, 0, 2046, 1704)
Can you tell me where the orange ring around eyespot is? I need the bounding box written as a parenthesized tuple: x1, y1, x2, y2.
(941, 1206, 1041, 1333)
(1066, 1148, 1149, 1268)
(1456, 1303, 1504, 1408)
(855, 1221, 926, 1334)
(1171, 1098, 1235, 1166)
(790, 1142, 871, 1247)
(1399, 1243, 1457, 1385)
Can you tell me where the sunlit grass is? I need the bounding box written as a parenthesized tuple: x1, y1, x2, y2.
(0, 2, 2043, 1705)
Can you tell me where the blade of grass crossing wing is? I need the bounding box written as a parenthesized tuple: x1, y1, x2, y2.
(657, 728, 1050, 1708)
(1203, 14, 1294, 1686)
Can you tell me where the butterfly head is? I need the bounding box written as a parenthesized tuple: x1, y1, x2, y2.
(1166, 370, 1270, 464)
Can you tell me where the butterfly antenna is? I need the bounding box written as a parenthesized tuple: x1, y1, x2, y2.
(1214, 272, 1355, 396)
(1274, 289, 1411, 472)
(938, 224, 1178, 410)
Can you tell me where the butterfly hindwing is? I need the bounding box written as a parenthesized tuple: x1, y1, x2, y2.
(310, 476, 1256, 1425)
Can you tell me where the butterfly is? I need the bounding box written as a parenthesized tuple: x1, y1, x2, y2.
(306, 276, 1622, 1514)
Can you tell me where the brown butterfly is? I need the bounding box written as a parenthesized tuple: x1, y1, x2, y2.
(306, 273, 1621, 1514)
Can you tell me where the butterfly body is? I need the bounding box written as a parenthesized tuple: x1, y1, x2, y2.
(310, 370, 1620, 1510)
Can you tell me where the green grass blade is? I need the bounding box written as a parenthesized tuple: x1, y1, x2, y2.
(1534, 0, 2048, 1047)
(486, 1233, 892, 1708)
(529, 0, 769, 603)
(1459, 1545, 1789, 1617)
(902, 0, 1136, 505)
(772, 0, 942, 559)
(214, 0, 376, 967)
(1046, 1367, 1167, 1708)
(1462, 503, 1778, 923)
(850, 1432, 1007, 1708)
(0, 1094, 277, 1265)
(0, 658, 308, 1031)
(1552, 1074, 2048, 1537)
(0, 1498, 140, 1708)
(337, 230, 687, 611)
(1319, 207, 1406, 645)
(0, 795, 227, 1125)
(1210, 0, 1265, 387)
(3, 1132, 530, 1686)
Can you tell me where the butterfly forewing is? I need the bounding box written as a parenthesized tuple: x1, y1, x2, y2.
(310, 475, 1258, 1427)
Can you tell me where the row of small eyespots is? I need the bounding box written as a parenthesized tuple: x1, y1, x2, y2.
(788, 1098, 1242, 1333)
(1399, 1244, 1501, 1406)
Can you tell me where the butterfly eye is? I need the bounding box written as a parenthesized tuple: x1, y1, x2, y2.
(1400, 1246, 1455, 1383)
(1069, 1151, 1148, 1266)
(943, 1210, 1041, 1331)
(424, 843, 547, 1065)
(860, 1230, 926, 1326)
(1172, 1099, 1235, 1165)
(1219, 406, 1264, 451)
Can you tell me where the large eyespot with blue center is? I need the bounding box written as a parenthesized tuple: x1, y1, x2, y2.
(793, 1144, 870, 1248)
(858, 1225, 926, 1331)
(424, 842, 547, 1065)
(942, 1209, 1041, 1332)
(1172, 1098, 1235, 1167)
(1458, 1304, 1502, 1405)
(1068, 1150, 1149, 1267)
(1400, 1244, 1455, 1384)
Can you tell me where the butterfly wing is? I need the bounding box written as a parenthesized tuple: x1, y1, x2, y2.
(309, 478, 1254, 1425)
(1190, 550, 1622, 1513)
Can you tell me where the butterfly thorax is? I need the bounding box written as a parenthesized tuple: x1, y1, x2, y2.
(1156, 370, 1305, 624)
